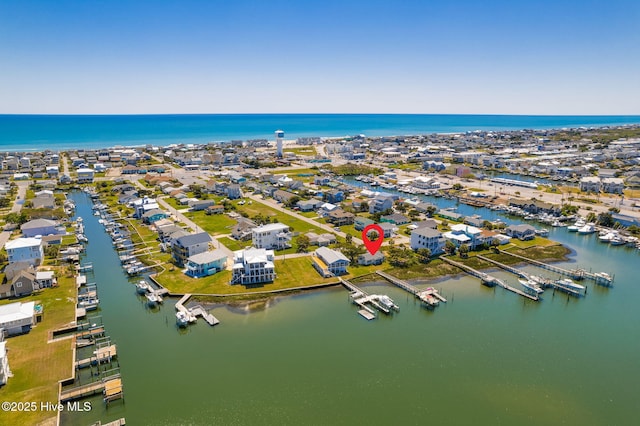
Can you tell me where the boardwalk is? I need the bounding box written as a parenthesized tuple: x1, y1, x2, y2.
(440, 256, 539, 301)
(496, 249, 613, 285)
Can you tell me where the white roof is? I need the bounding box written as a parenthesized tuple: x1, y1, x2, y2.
(188, 249, 227, 265)
(253, 223, 289, 233)
(0, 301, 35, 324)
(450, 223, 482, 235)
(36, 271, 55, 280)
(77, 168, 94, 173)
(5, 237, 42, 250)
(443, 232, 471, 243)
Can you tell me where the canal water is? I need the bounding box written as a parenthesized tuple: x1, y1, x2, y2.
(63, 191, 640, 425)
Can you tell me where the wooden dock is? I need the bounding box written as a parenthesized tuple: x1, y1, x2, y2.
(60, 381, 105, 402)
(375, 270, 419, 295)
(496, 249, 613, 285)
(375, 270, 447, 307)
(175, 294, 219, 326)
(440, 256, 539, 301)
(475, 255, 530, 279)
(76, 326, 105, 339)
(75, 344, 117, 368)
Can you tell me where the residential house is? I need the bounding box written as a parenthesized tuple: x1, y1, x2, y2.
(10, 271, 37, 297)
(369, 195, 394, 214)
(35, 271, 56, 288)
(444, 224, 484, 249)
(189, 199, 215, 211)
(230, 247, 275, 285)
(0, 301, 35, 336)
(227, 184, 242, 199)
(252, 223, 292, 250)
(312, 247, 350, 277)
(410, 227, 444, 253)
(32, 195, 56, 210)
(76, 168, 94, 183)
(324, 190, 344, 204)
(580, 176, 601, 193)
(602, 177, 624, 194)
(326, 209, 355, 226)
(232, 218, 257, 241)
(305, 232, 337, 247)
(358, 251, 385, 266)
(378, 222, 397, 238)
(171, 232, 212, 267)
(273, 189, 297, 204)
(5, 238, 44, 266)
(142, 209, 168, 224)
(505, 224, 536, 240)
(380, 213, 410, 225)
(296, 198, 323, 212)
(132, 197, 160, 219)
(354, 216, 375, 231)
(185, 249, 228, 278)
(3, 262, 35, 282)
(20, 219, 62, 238)
(205, 205, 225, 215)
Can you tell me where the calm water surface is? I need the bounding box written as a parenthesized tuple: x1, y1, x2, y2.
(63, 192, 639, 425)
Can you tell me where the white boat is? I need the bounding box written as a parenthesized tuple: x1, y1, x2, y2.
(555, 278, 586, 293)
(568, 219, 585, 232)
(599, 232, 617, 243)
(145, 293, 160, 307)
(135, 280, 151, 294)
(176, 311, 190, 327)
(376, 295, 399, 311)
(610, 236, 626, 246)
(518, 278, 544, 295)
(78, 298, 100, 310)
(594, 272, 613, 284)
(577, 223, 596, 234)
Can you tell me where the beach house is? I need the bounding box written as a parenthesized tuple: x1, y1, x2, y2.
(5, 238, 44, 266)
(410, 227, 445, 253)
(231, 247, 276, 285)
(312, 247, 350, 277)
(185, 249, 228, 278)
(252, 223, 291, 250)
(171, 232, 212, 267)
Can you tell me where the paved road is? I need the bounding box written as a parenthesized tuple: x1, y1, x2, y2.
(0, 180, 29, 250)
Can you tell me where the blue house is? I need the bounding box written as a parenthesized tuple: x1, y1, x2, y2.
(185, 249, 228, 278)
(142, 208, 169, 224)
(324, 190, 344, 204)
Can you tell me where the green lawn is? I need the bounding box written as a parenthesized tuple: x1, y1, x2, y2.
(0, 271, 76, 426)
(283, 147, 317, 156)
(183, 210, 237, 235)
(218, 236, 252, 251)
(234, 200, 326, 235)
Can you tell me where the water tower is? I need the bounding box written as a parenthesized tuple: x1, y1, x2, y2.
(275, 129, 284, 158)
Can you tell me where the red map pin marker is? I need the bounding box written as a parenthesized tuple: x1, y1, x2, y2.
(362, 224, 384, 255)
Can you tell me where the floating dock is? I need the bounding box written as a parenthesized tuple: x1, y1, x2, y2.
(340, 278, 398, 318)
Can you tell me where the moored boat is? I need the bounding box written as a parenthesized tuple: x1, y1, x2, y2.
(518, 278, 544, 295)
(176, 311, 189, 327)
(555, 278, 586, 293)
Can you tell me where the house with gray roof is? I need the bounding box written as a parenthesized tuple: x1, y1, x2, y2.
(312, 247, 350, 277)
(21, 219, 63, 238)
(171, 232, 212, 267)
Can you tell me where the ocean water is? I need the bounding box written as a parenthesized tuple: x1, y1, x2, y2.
(1, 114, 639, 151)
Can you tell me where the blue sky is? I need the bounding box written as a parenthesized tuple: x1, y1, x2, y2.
(1, 0, 639, 114)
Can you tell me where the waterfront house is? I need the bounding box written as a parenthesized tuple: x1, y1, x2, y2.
(185, 249, 228, 278)
(20, 219, 62, 238)
(324, 190, 344, 204)
(32, 195, 56, 210)
(358, 251, 385, 266)
(10, 271, 37, 297)
(505, 224, 536, 241)
(35, 270, 56, 288)
(171, 232, 212, 267)
(5, 238, 44, 266)
(0, 301, 35, 336)
(410, 227, 445, 253)
(445, 224, 484, 249)
(231, 247, 275, 285)
(252, 223, 292, 250)
(132, 197, 160, 219)
(312, 247, 350, 278)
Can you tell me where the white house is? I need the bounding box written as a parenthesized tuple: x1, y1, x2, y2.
(171, 232, 212, 267)
(312, 247, 350, 277)
(252, 223, 291, 250)
(5, 238, 44, 266)
(0, 301, 35, 336)
(20, 218, 62, 238)
(231, 247, 275, 285)
(601, 177, 624, 194)
(445, 224, 484, 249)
(76, 168, 94, 183)
(580, 176, 601, 193)
(410, 227, 444, 254)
